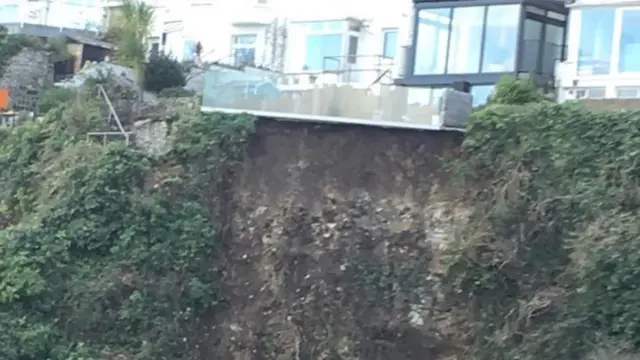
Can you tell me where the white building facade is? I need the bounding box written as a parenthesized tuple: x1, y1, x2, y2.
(558, 0, 640, 100)
(0, 0, 103, 30)
(152, 0, 410, 89)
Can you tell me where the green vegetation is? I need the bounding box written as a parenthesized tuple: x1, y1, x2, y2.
(444, 77, 640, 359)
(144, 53, 187, 93)
(111, 0, 155, 106)
(0, 89, 255, 359)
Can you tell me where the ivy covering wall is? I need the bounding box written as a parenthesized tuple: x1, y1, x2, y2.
(444, 77, 640, 359)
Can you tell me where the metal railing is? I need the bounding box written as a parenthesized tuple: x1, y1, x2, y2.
(87, 84, 133, 146)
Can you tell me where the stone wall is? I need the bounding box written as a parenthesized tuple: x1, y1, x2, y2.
(0, 48, 53, 112)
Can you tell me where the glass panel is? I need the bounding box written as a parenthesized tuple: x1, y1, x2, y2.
(542, 24, 564, 75)
(382, 30, 398, 58)
(471, 85, 494, 106)
(304, 34, 342, 71)
(414, 8, 452, 75)
(234, 48, 255, 66)
(481, 4, 520, 73)
(446, 6, 484, 74)
(617, 87, 640, 99)
(576, 87, 606, 99)
(0, 5, 19, 23)
(202, 66, 451, 127)
(619, 9, 640, 73)
(233, 35, 257, 45)
(521, 18, 543, 73)
(578, 7, 614, 74)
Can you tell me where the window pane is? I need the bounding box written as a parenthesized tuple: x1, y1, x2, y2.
(414, 8, 452, 75)
(471, 85, 494, 106)
(521, 18, 543, 73)
(617, 87, 640, 99)
(619, 10, 640, 73)
(542, 24, 564, 75)
(446, 6, 484, 74)
(234, 35, 257, 45)
(0, 5, 19, 23)
(578, 7, 614, 74)
(234, 48, 255, 66)
(304, 34, 342, 71)
(481, 4, 520, 73)
(383, 30, 398, 58)
(576, 87, 606, 99)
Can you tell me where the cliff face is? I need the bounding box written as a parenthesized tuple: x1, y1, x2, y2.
(213, 119, 466, 359)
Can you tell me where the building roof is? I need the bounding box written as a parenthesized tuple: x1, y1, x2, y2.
(65, 34, 114, 50)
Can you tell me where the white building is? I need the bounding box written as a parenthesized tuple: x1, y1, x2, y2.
(0, 0, 103, 30)
(558, 0, 640, 100)
(151, 0, 410, 89)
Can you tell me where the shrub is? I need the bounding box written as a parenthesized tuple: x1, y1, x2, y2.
(144, 53, 186, 93)
(37, 87, 74, 114)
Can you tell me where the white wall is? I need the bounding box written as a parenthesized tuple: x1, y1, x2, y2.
(0, 0, 103, 29)
(157, 0, 409, 86)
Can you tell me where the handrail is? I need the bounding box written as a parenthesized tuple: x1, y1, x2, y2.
(96, 84, 127, 136)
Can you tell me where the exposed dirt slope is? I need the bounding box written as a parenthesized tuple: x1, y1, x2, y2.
(215, 119, 466, 359)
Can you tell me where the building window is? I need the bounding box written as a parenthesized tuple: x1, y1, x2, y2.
(521, 18, 543, 73)
(619, 9, 640, 73)
(471, 85, 494, 106)
(616, 87, 640, 99)
(150, 42, 160, 56)
(542, 23, 565, 76)
(578, 7, 614, 75)
(447, 6, 484, 74)
(481, 5, 520, 73)
(575, 87, 606, 99)
(0, 4, 19, 23)
(301, 21, 345, 71)
(183, 40, 198, 62)
(382, 29, 398, 58)
(414, 8, 452, 75)
(304, 34, 342, 70)
(232, 34, 257, 67)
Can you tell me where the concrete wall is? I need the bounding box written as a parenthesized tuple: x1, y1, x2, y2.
(0, 48, 53, 112)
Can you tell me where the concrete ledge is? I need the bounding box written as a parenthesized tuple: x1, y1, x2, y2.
(200, 106, 466, 133)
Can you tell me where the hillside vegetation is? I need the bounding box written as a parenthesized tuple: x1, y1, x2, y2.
(2, 75, 640, 360)
(0, 92, 255, 359)
(444, 78, 640, 359)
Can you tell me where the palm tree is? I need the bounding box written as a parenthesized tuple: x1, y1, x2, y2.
(113, 0, 154, 110)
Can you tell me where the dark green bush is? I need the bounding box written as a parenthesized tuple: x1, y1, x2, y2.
(37, 87, 74, 114)
(144, 53, 186, 93)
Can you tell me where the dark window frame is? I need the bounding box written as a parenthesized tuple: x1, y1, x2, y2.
(401, 0, 567, 86)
